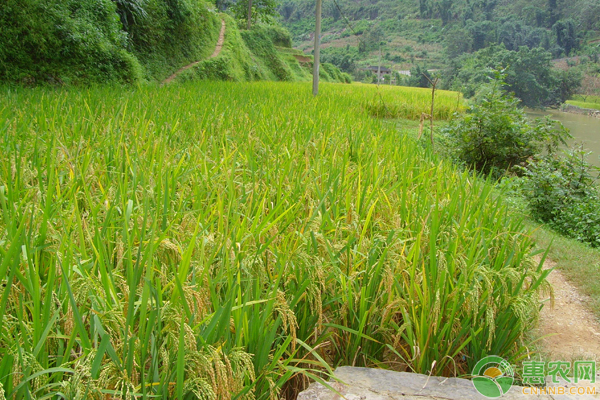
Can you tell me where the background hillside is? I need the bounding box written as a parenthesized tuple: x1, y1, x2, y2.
(278, 0, 600, 99)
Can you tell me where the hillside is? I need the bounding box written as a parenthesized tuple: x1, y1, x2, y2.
(280, 0, 446, 74)
(278, 0, 600, 87)
(0, 0, 349, 85)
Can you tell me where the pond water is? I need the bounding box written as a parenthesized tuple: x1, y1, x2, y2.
(526, 109, 600, 168)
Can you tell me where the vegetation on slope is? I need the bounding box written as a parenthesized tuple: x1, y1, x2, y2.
(0, 0, 349, 85)
(175, 16, 350, 83)
(126, 0, 223, 81)
(0, 0, 143, 85)
(0, 82, 548, 399)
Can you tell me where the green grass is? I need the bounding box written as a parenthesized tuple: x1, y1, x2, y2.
(0, 81, 547, 399)
(565, 100, 600, 111)
(525, 220, 600, 318)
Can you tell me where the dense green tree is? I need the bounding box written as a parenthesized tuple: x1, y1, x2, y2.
(498, 20, 527, 51)
(365, 24, 384, 50)
(324, 1, 341, 21)
(552, 19, 578, 56)
(445, 26, 473, 59)
(522, 5, 547, 27)
(443, 44, 581, 108)
(419, 0, 430, 18)
(437, 0, 453, 26)
(466, 20, 496, 51)
(232, 0, 281, 26)
(279, 1, 295, 19)
(407, 64, 432, 88)
(522, 149, 600, 247)
(321, 46, 358, 73)
(549, 68, 582, 104)
(547, 0, 559, 26)
(580, 0, 600, 30)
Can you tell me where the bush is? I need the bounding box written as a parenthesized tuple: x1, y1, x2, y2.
(442, 71, 569, 178)
(263, 24, 293, 47)
(0, 0, 142, 85)
(521, 149, 600, 247)
(241, 26, 294, 81)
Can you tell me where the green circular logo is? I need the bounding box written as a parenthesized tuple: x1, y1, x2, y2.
(472, 356, 514, 398)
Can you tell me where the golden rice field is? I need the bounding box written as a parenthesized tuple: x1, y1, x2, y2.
(0, 81, 547, 399)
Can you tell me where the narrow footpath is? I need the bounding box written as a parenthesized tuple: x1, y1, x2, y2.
(535, 256, 600, 391)
(162, 19, 226, 85)
(536, 257, 600, 361)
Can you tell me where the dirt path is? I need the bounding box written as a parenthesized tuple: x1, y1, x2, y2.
(536, 257, 600, 362)
(162, 19, 226, 85)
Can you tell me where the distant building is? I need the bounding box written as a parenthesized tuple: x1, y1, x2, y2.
(363, 66, 392, 80)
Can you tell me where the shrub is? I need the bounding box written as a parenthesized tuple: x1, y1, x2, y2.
(0, 0, 142, 85)
(442, 71, 569, 178)
(264, 24, 293, 47)
(241, 26, 294, 81)
(521, 149, 600, 247)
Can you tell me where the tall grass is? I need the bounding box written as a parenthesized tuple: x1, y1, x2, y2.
(0, 81, 547, 399)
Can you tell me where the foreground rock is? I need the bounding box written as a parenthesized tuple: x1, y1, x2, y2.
(297, 367, 597, 400)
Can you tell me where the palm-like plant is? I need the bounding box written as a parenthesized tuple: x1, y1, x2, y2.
(113, 0, 148, 31)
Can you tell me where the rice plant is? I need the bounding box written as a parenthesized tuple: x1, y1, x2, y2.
(0, 81, 547, 399)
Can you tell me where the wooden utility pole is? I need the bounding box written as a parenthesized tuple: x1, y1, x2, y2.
(429, 77, 437, 148)
(423, 73, 439, 150)
(247, 0, 253, 29)
(377, 46, 381, 86)
(312, 0, 322, 96)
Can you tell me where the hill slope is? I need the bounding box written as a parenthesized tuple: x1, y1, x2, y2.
(0, 0, 349, 85)
(278, 0, 600, 82)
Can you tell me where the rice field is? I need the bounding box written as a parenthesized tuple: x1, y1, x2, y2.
(354, 83, 465, 120)
(0, 81, 547, 399)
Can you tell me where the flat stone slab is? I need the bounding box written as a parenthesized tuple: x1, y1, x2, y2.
(297, 367, 598, 400)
